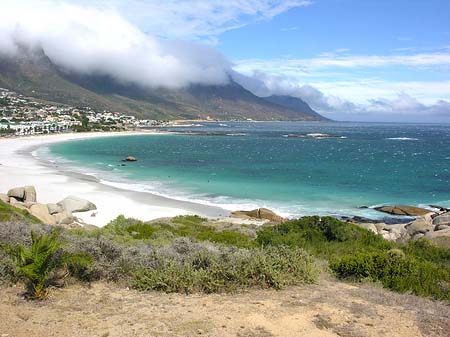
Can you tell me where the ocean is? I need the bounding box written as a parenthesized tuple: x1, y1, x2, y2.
(37, 122, 450, 219)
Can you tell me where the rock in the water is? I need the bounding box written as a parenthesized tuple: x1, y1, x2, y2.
(47, 203, 64, 215)
(432, 212, 450, 227)
(30, 203, 56, 225)
(7, 187, 25, 200)
(122, 156, 137, 162)
(374, 205, 431, 216)
(23, 186, 37, 202)
(57, 196, 96, 213)
(230, 208, 284, 222)
(0, 193, 9, 203)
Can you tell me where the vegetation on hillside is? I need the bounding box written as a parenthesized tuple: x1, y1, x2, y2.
(0, 200, 42, 224)
(257, 216, 450, 300)
(0, 206, 449, 301)
(2, 229, 91, 299)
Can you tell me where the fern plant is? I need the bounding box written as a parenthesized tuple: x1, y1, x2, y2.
(3, 229, 92, 299)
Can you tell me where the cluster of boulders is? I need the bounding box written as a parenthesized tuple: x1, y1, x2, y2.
(1, 186, 97, 227)
(231, 208, 284, 223)
(356, 205, 450, 242)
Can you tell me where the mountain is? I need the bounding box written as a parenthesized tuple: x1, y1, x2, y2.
(263, 95, 327, 121)
(0, 52, 327, 121)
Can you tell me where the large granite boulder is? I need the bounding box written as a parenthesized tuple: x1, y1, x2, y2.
(47, 203, 64, 215)
(356, 223, 378, 234)
(231, 208, 284, 222)
(0, 193, 9, 203)
(30, 203, 56, 225)
(23, 186, 37, 202)
(432, 212, 450, 227)
(374, 205, 431, 216)
(406, 217, 434, 235)
(7, 187, 25, 200)
(57, 196, 97, 213)
(426, 228, 450, 239)
(54, 210, 75, 225)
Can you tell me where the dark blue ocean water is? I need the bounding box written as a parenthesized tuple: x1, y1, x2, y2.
(42, 122, 450, 218)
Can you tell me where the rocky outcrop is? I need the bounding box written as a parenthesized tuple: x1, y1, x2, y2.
(432, 212, 450, 227)
(2, 186, 96, 228)
(57, 196, 97, 213)
(231, 208, 284, 222)
(374, 205, 431, 216)
(30, 204, 56, 225)
(355, 211, 450, 244)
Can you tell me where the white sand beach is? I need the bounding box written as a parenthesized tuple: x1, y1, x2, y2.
(0, 132, 228, 227)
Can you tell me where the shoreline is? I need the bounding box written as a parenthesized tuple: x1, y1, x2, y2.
(0, 131, 229, 227)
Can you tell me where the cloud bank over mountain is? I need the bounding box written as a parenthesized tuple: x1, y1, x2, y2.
(0, 0, 449, 122)
(0, 1, 231, 88)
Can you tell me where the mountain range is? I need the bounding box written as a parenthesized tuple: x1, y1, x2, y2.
(0, 51, 327, 121)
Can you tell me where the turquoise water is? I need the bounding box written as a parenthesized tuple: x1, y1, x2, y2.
(41, 122, 450, 218)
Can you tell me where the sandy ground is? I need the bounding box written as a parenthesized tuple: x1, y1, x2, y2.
(0, 132, 229, 227)
(0, 279, 448, 337)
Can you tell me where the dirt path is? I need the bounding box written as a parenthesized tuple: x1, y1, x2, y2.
(1, 279, 449, 337)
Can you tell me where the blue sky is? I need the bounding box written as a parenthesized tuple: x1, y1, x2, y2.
(1, 0, 450, 122)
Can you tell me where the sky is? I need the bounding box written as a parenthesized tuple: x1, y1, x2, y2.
(0, 0, 449, 122)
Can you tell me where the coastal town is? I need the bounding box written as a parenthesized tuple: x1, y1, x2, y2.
(0, 87, 161, 137)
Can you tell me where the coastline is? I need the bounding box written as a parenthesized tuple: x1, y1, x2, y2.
(0, 131, 229, 227)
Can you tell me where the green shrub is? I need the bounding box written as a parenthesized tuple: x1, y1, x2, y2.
(331, 251, 450, 300)
(100, 215, 255, 248)
(256, 216, 392, 260)
(2, 229, 92, 299)
(132, 246, 318, 294)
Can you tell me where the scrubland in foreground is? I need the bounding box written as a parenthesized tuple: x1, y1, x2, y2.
(0, 200, 450, 336)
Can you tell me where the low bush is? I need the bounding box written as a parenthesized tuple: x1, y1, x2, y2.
(330, 251, 450, 300)
(132, 245, 318, 294)
(256, 216, 450, 300)
(100, 215, 255, 248)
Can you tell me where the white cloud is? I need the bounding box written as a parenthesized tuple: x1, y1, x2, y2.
(234, 50, 450, 75)
(232, 71, 450, 122)
(52, 0, 311, 42)
(0, 1, 232, 88)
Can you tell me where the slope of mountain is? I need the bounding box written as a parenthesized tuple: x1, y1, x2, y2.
(263, 95, 327, 120)
(0, 52, 327, 121)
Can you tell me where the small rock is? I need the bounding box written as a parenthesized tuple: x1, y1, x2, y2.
(122, 156, 137, 162)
